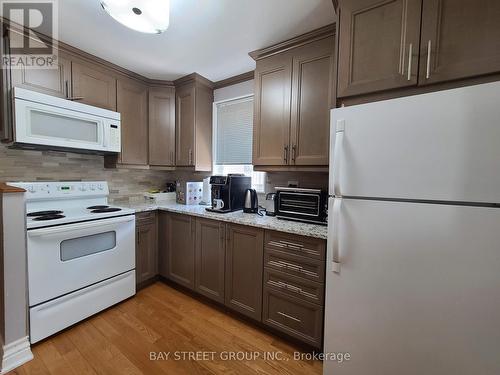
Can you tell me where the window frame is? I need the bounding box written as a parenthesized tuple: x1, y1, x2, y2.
(212, 94, 266, 193)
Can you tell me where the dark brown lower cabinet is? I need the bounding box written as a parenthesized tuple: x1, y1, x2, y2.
(263, 230, 326, 348)
(263, 287, 323, 348)
(195, 218, 226, 303)
(135, 212, 158, 288)
(164, 212, 196, 290)
(225, 224, 264, 320)
(157, 212, 327, 347)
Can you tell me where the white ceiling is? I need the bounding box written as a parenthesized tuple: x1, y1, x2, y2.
(58, 0, 335, 82)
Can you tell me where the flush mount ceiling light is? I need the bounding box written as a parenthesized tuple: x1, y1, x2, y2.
(100, 0, 170, 34)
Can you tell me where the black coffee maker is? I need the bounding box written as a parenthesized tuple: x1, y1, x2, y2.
(206, 174, 251, 213)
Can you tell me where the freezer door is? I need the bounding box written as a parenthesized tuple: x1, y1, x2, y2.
(324, 198, 500, 375)
(330, 81, 500, 203)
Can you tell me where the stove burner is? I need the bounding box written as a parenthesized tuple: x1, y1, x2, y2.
(32, 214, 66, 221)
(27, 210, 64, 217)
(91, 208, 122, 213)
(87, 205, 109, 210)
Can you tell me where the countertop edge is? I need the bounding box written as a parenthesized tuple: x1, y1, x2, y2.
(127, 203, 328, 240)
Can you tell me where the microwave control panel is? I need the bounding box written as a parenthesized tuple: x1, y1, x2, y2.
(108, 124, 121, 152)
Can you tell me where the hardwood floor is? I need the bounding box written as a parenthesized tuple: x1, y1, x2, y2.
(10, 282, 322, 375)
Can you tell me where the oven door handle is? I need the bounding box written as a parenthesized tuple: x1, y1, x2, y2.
(28, 215, 135, 238)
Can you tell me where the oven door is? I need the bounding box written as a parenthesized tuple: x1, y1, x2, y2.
(27, 215, 135, 306)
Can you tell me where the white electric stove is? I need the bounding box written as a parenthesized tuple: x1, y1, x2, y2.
(9, 181, 136, 343)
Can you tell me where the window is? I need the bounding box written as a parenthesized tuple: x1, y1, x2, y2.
(213, 96, 266, 192)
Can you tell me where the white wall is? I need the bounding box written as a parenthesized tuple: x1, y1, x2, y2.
(214, 79, 254, 102)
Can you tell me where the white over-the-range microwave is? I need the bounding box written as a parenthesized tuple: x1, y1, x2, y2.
(13, 87, 121, 153)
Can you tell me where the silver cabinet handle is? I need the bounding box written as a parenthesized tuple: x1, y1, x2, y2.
(279, 240, 304, 249)
(426, 40, 432, 79)
(291, 145, 297, 163)
(407, 43, 413, 81)
(65, 81, 84, 101)
(283, 145, 289, 164)
(188, 149, 193, 165)
(277, 311, 301, 323)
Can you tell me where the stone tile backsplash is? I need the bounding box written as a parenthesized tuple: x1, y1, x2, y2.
(0, 144, 171, 203)
(0, 143, 329, 203)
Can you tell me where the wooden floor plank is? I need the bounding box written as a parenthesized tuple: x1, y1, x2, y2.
(9, 282, 322, 375)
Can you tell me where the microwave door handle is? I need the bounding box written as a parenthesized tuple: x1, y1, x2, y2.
(102, 121, 107, 148)
(28, 215, 135, 238)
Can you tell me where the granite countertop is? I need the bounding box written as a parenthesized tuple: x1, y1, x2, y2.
(119, 201, 328, 240)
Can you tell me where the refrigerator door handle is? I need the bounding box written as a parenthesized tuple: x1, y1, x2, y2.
(333, 120, 345, 196)
(329, 198, 342, 273)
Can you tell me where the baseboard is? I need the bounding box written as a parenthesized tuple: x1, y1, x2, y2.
(1, 336, 33, 374)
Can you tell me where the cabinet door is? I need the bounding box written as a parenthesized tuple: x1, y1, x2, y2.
(117, 78, 148, 165)
(195, 218, 225, 303)
(194, 84, 214, 171)
(10, 52, 71, 98)
(136, 213, 158, 286)
(149, 87, 175, 166)
(253, 53, 292, 166)
(158, 212, 169, 277)
(419, 0, 500, 85)
(290, 37, 333, 166)
(225, 224, 264, 320)
(337, 0, 422, 97)
(166, 213, 195, 290)
(175, 84, 195, 166)
(72, 60, 117, 110)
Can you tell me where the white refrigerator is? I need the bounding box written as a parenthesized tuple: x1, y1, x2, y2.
(324, 81, 500, 375)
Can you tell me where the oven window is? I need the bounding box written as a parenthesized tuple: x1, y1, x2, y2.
(60, 231, 116, 261)
(30, 110, 99, 143)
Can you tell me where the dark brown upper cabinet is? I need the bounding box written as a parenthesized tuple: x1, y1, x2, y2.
(195, 218, 226, 304)
(225, 224, 264, 321)
(149, 87, 175, 167)
(7, 27, 72, 99)
(290, 37, 334, 166)
(336, 0, 500, 101)
(250, 25, 335, 169)
(117, 77, 148, 165)
(175, 83, 195, 167)
(419, 0, 500, 85)
(253, 52, 293, 166)
(71, 60, 117, 110)
(10, 51, 72, 99)
(174, 74, 214, 171)
(337, 0, 422, 98)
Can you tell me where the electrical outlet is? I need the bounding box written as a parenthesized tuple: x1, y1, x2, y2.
(287, 180, 299, 187)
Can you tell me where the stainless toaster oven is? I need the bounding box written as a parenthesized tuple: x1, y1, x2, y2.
(274, 187, 328, 225)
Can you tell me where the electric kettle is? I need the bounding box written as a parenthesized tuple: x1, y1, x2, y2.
(243, 189, 259, 213)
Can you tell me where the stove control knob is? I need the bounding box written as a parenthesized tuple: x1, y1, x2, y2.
(98, 184, 104, 190)
(79, 185, 87, 192)
(27, 185, 35, 193)
(90, 184, 96, 191)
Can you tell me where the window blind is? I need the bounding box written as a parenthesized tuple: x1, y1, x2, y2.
(215, 98, 253, 165)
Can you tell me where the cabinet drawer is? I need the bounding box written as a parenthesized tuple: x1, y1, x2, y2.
(136, 211, 155, 226)
(265, 230, 325, 260)
(264, 249, 325, 283)
(263, 287, 323, 348)
(264, 268, 324, 305)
